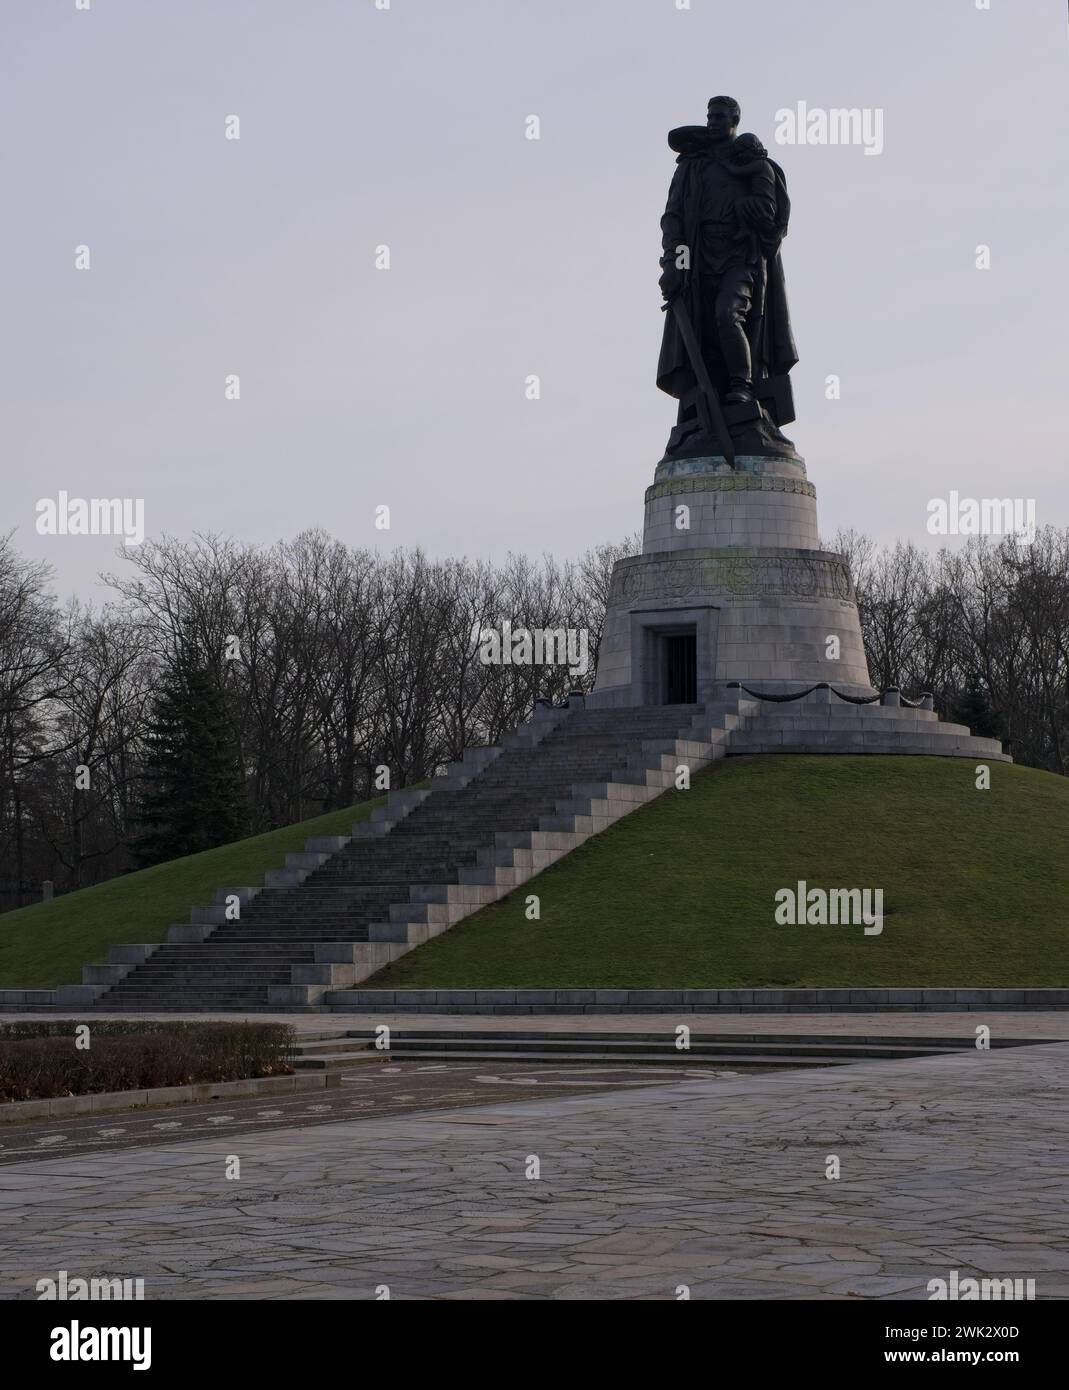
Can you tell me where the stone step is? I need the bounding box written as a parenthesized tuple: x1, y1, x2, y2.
(293, 1037, 376, 1057)
(353, 1047, 844, 1068)
(729, 730, 1008, 757)
(738, 703, 938, 722)
(348, 1028, 1037, 1049)
(93, 1004, 331, 1013)
(290, 1051, 385, 1069)
(110, 967, 294, 977)
(740, 716, 969, 736)
(151, 948, 316, 958)
(353, 1034, 954, 1060)
(103, 992, 276, 1003)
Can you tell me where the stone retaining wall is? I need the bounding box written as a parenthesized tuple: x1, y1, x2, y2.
(326, 988, 1069, 1013)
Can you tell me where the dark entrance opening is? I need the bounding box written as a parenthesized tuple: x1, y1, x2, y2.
(664, 633, 697, 704)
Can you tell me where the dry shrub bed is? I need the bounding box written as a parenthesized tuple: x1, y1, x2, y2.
(0, 1020, 295, 1101)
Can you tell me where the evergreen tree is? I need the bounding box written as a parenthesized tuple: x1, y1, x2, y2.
(952, 671, 1006, 743)
(135, 662, 247, 866)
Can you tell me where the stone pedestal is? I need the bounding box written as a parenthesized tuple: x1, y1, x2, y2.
(591, 452, 875, 707)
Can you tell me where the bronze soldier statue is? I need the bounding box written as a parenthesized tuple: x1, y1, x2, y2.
(657, 96, 800, 463)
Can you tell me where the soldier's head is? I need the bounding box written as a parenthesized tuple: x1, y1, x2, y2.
(706, 96, 741, 142)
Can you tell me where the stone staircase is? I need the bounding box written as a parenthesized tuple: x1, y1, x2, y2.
(64, 696, 736, 1012)
(57, 686, 1009, 1014)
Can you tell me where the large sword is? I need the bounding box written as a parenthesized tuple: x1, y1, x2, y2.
(662, 295, 735, 468)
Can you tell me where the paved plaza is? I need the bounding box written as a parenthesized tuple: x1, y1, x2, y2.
(1, 1025, 1066, 1300)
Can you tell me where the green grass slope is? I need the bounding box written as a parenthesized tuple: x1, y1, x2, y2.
(0, 798, 382, 989)
(367, 757, 1069, 989)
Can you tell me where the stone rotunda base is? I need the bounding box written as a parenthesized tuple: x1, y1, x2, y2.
(588, 450, 1009, 760)
(591, 453, 872, 706)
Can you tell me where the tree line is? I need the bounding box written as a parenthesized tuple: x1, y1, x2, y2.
(0, 529, 632, 906)
(1, 525, 1066, 909)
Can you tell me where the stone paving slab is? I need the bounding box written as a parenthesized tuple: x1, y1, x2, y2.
(1, 1042, 1066, 1300)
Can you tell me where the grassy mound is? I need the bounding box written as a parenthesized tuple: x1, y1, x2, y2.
(0, 799, 381, 989)
(366, 756, 1069, 989)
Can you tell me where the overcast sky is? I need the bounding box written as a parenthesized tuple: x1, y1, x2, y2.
(2, 0, 1067, 603)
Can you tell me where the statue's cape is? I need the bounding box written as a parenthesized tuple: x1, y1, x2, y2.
(667, 124, 714, 156)
(657, 129, 798, 398)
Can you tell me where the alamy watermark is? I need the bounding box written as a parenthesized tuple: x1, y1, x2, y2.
(927, 492, 1036, 543)
(774, 880, 884, 935)
(37, 1269, 144, 1300)
(36, 492, 144, 546)
(774, 101, 883, 156)
(928, 1269, 1036, 1301)
(49, 1322, 151, 1370)
(472, 620, 589, 678)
